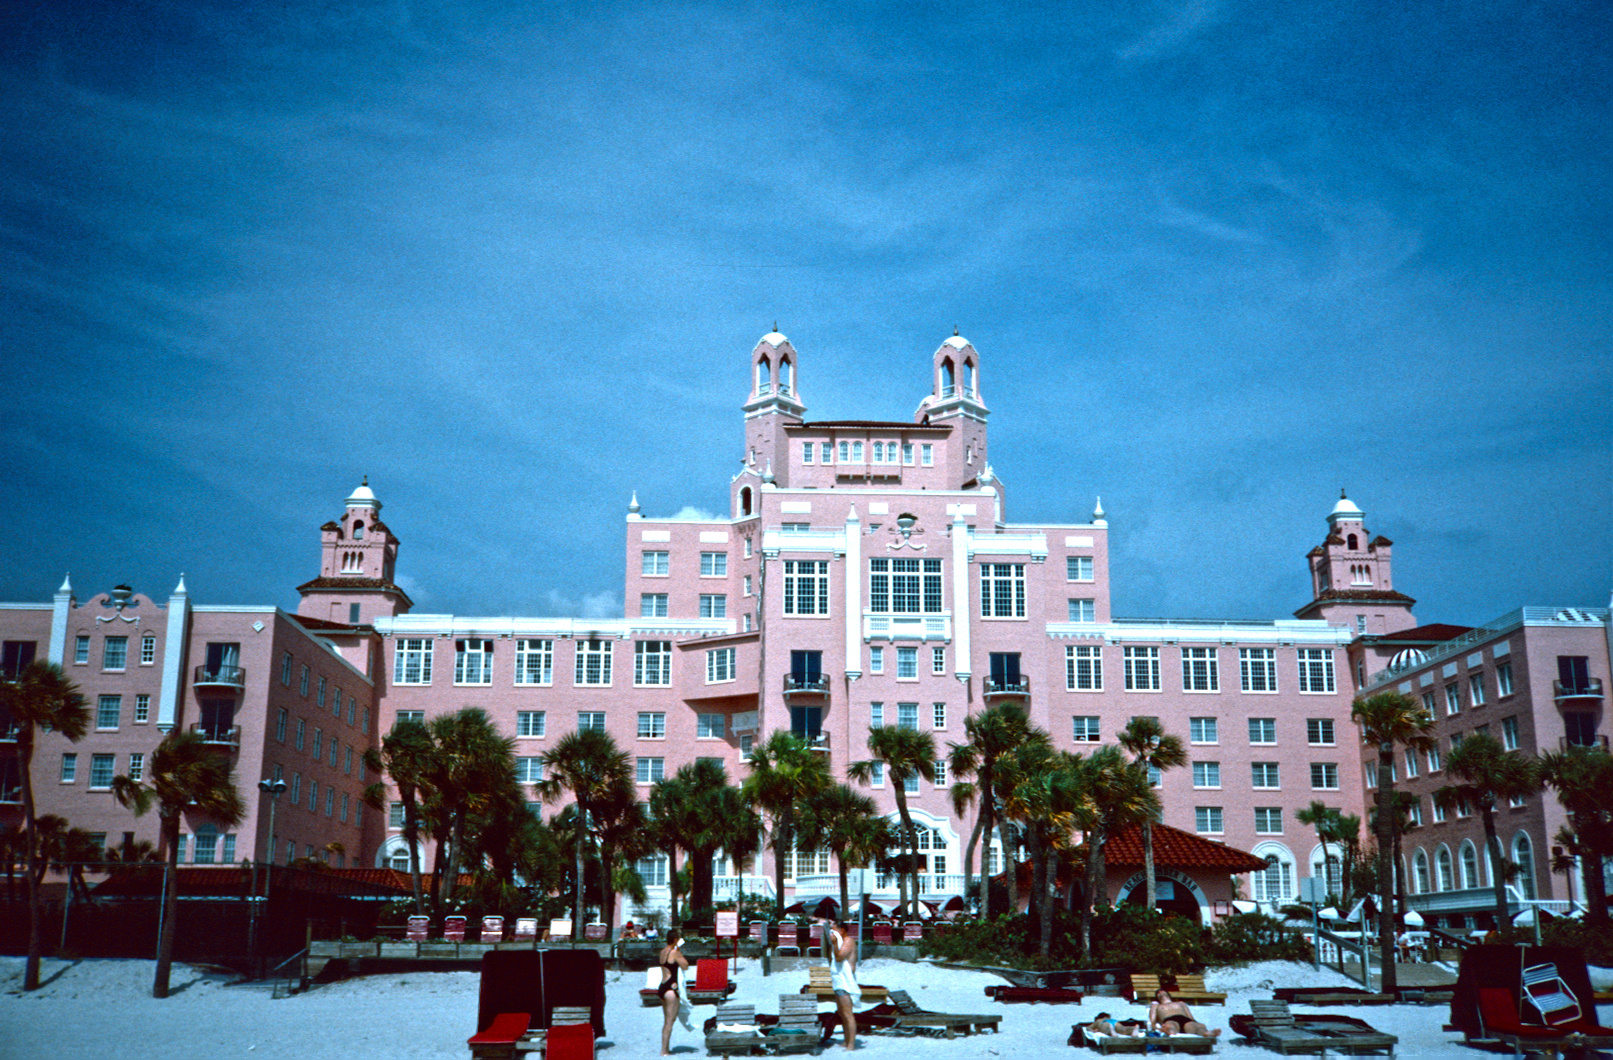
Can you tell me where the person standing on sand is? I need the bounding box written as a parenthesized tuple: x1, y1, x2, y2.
(823, 917, 860, 1050)
(1148, 989, 1220, 1038)
(657, 928, 691, 1055)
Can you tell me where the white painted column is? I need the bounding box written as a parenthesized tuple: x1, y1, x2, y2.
(48, 574, 74, 666)
(157, 575, 192, 733)
(843, 505, 861, 680)
(951, 512, 972, 682)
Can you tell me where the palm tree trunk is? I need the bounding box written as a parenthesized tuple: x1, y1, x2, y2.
(573, 804, 588, 939)
(1583, 848, 1609, 924)
(1375, 748, 1397, 996)
(961, 813, 982, 913)
(1080, 836, 1103, 961)
(667, 847, 681, 926)
(774, 809, 790, 921)
(154, 814, 180, 999)
(997, 814, 1018, 916)
(20, 735, 41, 991)
(1483, 808, 1510, 929)
(977, 792, 994, 918)
(1143, 822, 1156, 913)
(403, 800, 425, 913)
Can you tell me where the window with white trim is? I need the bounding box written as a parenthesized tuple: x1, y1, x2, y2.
(869, 646, 883, 674)
(74, 635, 89, 665)
(1306, 718, 1335, 745)
(636, 757, 665, 783)
(699, 594, 727, 618)
(1310, 762, 1339, 789)
(1190, 717, 1217, 744)
(783, 560, 829, 615)
(743, 575, 752, 596)
(1248, 717, 1276, 744)
(1251, 762, 1280, 789)
(1254, 807, 1283, 834)
(635, 641, 672, 686)
(1501, 715, 1520, 750)
(802, 442, 813, 464)
(393, 639, 433, 684)
(933, 702, 947, 729)
(89, 753, 114, 789)
(1124, 647, 1160, 691)
(869, 558, 943, 614)
(1072, 716, 1101, 742)
(1182, 647, 1219, 692)
(697, 713, 725, 739)
(1240, 648, 1278, 692)
(578, 712, 605, 731)
(295, 719, 306, 750)
(638, 712, 666, 739)
(931, 646, 946, 674)
(642, 551, 669, 576)
(140, 633, 156, 665)
(1427, 744, 1442, 772)
(517, 711, 546, 737)
(96, 695, 120, 730)
(1297, 649, 1335, 693)
(706, 647, 736, 683)
(870, 703, 884, 728)
(1496, 661, 1514, 697)
(574, 639, 613, 686)
(1195, 806, 1224, 834)
(454, 639, 494, 685)
(515, 757, 544, 783)
(1066, 556, 1093, 581)
(1421, 690, 1437, 716)
(641, 593, 668, 617)
(300, 665, 310, 696)
(980, 564, 1026, 618)
(1404, 748, 1420, 777)
(896, 647, 917, 679)
(1253, 851, 1293, 900)
(515, 639, 553, 685)
(1470, 673, 1487, 707)
(1068, 598, 1095, 622)
(103, 637, 127, 671)
(1066, 645, 1102, 690)
(897, 702, 919, 730)
(395, 711, 423, 727)
(1444, 683, 1461, 715)
(933, 759, 949, 786)
(317, 675, 327, 707)
(1193, 762, 1221, 788)
(700, 552, 728, 576)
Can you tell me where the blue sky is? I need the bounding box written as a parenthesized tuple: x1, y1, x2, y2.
(1, 1, 1607, 628)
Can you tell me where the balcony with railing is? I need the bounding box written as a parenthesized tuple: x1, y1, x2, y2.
(194, 664, 246, 690)
(782, 672, 830, 697)
(1560, 734, 1610, 751)
(863, 613, 951, 642)
(983, 676, 1029, 699)
(1555, 678, 1604, 702)
(190, 723, 241, 748)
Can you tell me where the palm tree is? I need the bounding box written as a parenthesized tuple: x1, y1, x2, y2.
(1351, 690, 1435, 995)
(651, 760, 760, 920)
(1436, 732, 1541, 930)
(739, 730, 832, 920)
(112, 730, 245, 998)
(0, 661, 88, 991)
(647, 768, 694, 924)
(424, 708, 518, 901)
(1074, 746, 1159, 961)
(538, 728, 632, 938)
(849, 725, 937, 919)
(1116, 716, 1187, 915)
(592, 772, 652, 934)
(800, 783, 890, 915)
(362, 718, 436, 912)
(947, 702, 1039, 918)
(1296, 800, 1341, 901)
(1539, 746, 1613, 924)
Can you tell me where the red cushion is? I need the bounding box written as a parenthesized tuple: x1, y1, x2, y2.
(546, 1022, 594, 1059)
(468, 1012, 530, 1045)
(694, 959, 727, 989)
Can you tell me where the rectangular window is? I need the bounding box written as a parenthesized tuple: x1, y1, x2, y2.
(344, 746, 353, 773)
(838, 440, 849, 462)
(869, 703, 884, 728)
(60, 753, 78, 783)
(1193, 761, 1221, 788)
(1182, 648, 1219, 692)
(921, 443, 933, 466)
(697, 713, 725, 739)
(1066, 556, 1094, 581)
(782, 560, 830, 615)
(802, 442, 814, 463)
(295, 719, 306, 750)
(869, 558, 943, 614)
(347, 697, 357, 725)
(638, 712, 666, 739)
(308, 781, 318, 810)
(1124, 647, 1161, 691)
(635, 641, 672, 686)
(980, 563, 1027, 618)
(706, 647, 736, 683)
(642, 551, 669, 576)
(1255, 807, 1283, 834)
(932, 646, 946, 675)
(817, 442, 831, 463)
(300, 665, 310, 696)
(902, 442, 914, 464)
(454, 639, 494, 685)
(1248, 717, 1276, 744)
(395, 711, 424, 727)
(699, 594, 727, 618)
(1403, 748, 1419, 778)
(312, 729, 323, 760)
(1251, 762, 1281, 788)
(743, 575, 753, 596)
(578, 712, 605, 732)
(1310, 762, 1339, 790)
(515, 757, 544, 783)
(700, 552, 728, 576)
(1496, 661, 1514, 697)
(101, 636, 127, 670)
(339, 796, 348, 824)
(324, 789, 334, 817)
(1307, 718, 1336, 745)
(1470, 673, 1487, 707)
(331, 685, 342, 717)
(1190, 717, 1218, 744)
(140, 635, 156, 665)
(869, 646, 884, 674)
(1502, 715, 1520, 750)
(897, 702, 918, 730)
(1195, 806, 1224, 834)
(1445, 682, 1461, 715)
(1072, 716, 1102, 742)
(1068, 598, 1096, 623)
(1240, 648, 1278, 692)
(933, 702, 947, 729)
(275, 708, 288, 742)
(1421, 690, 1437, 716)
(1427, 744, 1442, 772)
(574, 639, 613, 685)
(316, 675, 327, 707)
(96, 695, 120, 730)
(127, 752, 144, 783)
(1066, 645, 1103, 691)
(904, 770, 919, 794)
(1298, 649, 1336, 693)
(515, 639, 554, 685)
(74, 635, 90, 665)
(637, 854, 669, 886)
(514, 711, 546, 738)
(393, 639, 433, 685)
(89, 753, 114, 788)
(640, 593, 669, 617)
(932, 759, 949, 786)
(280, 651, 294, 684)
(636, 757, 665, 783)
(897, 647, 917, 679)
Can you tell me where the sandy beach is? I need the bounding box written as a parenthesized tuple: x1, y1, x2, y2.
(0, 953, 1592, 1059)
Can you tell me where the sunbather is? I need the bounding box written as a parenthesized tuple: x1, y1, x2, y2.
(1149, 990, 1221, 1038)
(1089, 1013, 1143, 1036)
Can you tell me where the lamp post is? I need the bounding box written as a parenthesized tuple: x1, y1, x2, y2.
(251, 778, 287, 976)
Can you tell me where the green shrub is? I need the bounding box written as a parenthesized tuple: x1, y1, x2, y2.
(1205, 912, 1312, 966)
(1089, 904, 1205, 974)
(1541, 918, 1613, 966)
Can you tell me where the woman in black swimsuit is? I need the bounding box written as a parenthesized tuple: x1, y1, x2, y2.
(658, 928, 690, 1055)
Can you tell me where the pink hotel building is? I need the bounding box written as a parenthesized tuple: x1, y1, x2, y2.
(2, 332, 1607, 930)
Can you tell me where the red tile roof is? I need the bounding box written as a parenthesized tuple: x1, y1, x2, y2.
(1101, 823, 1269, 873)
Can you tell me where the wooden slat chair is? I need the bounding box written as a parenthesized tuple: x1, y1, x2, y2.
(883, 988, 1001, 1039)
(802, 966, 888, 1003)
(1132, 974, 1225, 1005)
(1077, 1023, 1147, 1054)
(766, 994, 823, 1054)
(705, 1002, 764, 1057)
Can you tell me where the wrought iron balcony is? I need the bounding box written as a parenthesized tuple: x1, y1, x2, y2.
(194, 664, 246, 690)
(1555, 678, 1604, 702)
(190, 723, 241, 748)
(1560, 735, 1610, 752)
(983, 676, 1029, 699)
(804, 731, 831, 753)
(783, 673, 830, 697)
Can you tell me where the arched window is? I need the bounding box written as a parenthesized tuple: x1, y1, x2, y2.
(1513, 833, 1537, 900)
(941, 359, 955, 397)
(739, 486, 752, 517)
(757, 356, 771, 393)
(1347, 534, 1358, 550)
(1460, 841, 1482, 889)
(779, 358, 792, 395)
(1413, 849, 1431, 894)
(1252, 845, 1295, 904)
(1436, 846, 1454, 890)
(353, 520, 365, 540)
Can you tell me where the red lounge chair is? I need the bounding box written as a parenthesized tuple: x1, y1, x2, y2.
(545, 1020, 596, 1060)
(467, 1012, 530, 1060)
(688, 958, 737, 1004)
(749, 920, 769, 944)
(903, 921, 924, 943)
(481, 916, 505, 942)
(872, 923, 893, 946)
(512, 918, 537, 942)
(406, 915, 430, 942)
(1477, 987, 1578, 1039)
(445, 915, 468, 942)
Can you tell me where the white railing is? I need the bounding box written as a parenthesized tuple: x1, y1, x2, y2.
(863, 614, 951, 642)
(1406, 889, 1580, 917)
(712, 875, 775, 901)
(791, 872, 968, 899)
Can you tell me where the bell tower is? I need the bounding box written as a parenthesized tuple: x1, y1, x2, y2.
(739, 330, 806, 506)
(1293, 491, 1416, 636)
(914, 333, 990, 488)
(296, 479, 413, 625)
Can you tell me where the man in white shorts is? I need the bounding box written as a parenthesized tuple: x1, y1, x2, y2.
(822, 916, 860, 1050)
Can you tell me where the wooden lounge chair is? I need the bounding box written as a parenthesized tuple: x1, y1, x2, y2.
(1078, 1023, 1147, 1053)
(765, 994, 822, 1054)
(1131, 974, 1226, 1005)
(468, 1012, 531, 1060)
(801, 966, 889, 1003)
(546, 1019, 596, 1060)
(689, 958, 739, 1004)
(868, 988, 1001, 1039)
(706, 1002, 765, 1057)
(1233, 999, 1395, 1056)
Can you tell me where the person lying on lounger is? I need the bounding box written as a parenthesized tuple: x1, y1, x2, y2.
(1089, 1013, 1144, 1036)
(1148, 990, 1221, 1038)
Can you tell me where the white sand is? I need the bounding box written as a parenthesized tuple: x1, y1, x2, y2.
(0, 954, 1595, 1059)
